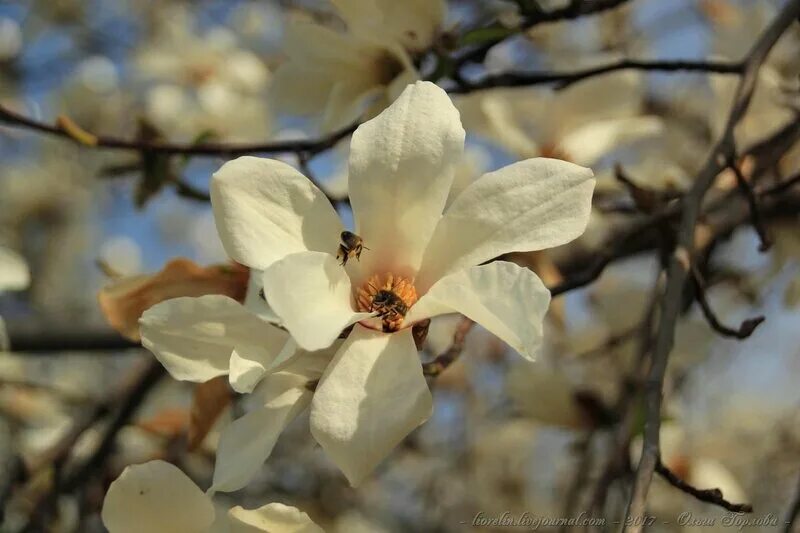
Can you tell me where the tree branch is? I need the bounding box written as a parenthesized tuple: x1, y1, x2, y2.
(623, 3, 800, 530)
(692, 267, 765, 339)
(655, 459, 753, 513)
(422, 317, 474, 377)
(0, 104, 356, 157)
(450, 58, 743, 93)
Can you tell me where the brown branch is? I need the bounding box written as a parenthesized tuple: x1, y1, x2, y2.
(655, 459, 753, 513)
(692, 267, 765, 339)
(729, 159, 772, 251)
(19, 358, 164, 532)
(450, 58, 743, 93)
(0, 104, 356, 157)
(422, 317, 474, 377)
(623, 2, 800, 530)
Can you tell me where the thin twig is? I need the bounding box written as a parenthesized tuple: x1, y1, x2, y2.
(450, 58, 743, 93)
(422, 318, 474, 377)
(728, 159, 771, 251)
(692, 267, 765, 339)
(0, 105, 356, 157)
(623, 3, 800, 530)
(655, 459, 753, 513)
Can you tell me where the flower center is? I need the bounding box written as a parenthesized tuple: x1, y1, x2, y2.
(356, 273, 418, 332)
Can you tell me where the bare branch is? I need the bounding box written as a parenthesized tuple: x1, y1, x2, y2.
(422, 317, 474, 377)
(450, 58, 743, 93)
(623, 3, 800, 529)
(692, 267, 765, 339)
(728, 158, 771, 250)
(655, 459, 753, 513)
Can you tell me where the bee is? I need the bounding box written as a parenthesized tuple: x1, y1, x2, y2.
(371, 289, 408, 332)
(337, 231, 369, 266)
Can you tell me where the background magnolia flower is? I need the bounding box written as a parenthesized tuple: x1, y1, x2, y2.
(456, 70, 663, 167)
(200, 81, 595, 486)
(271, 0, 446, 131)
(102, 460, 321, 533)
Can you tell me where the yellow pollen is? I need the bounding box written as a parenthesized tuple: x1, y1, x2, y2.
(356, 273, 418, 332)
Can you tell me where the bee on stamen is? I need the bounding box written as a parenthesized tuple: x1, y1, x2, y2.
(337, 231, 369, 266)
(371, 289, 408, 332)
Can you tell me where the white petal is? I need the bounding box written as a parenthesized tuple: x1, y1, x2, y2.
(271, 63, 337, 116)
(102, 460, 215, 533)
(140, 295, 287, 383)
(310, 325, 432, 486)
(556, 116, 664, 166)
(333, 0, 445, 52)
(0, 246, 29, 292)
(322, 80, 382, 133)
(348, 81, 465, 278)
(262, 252, 371, 351)
(417, 158, 595, 288)
(211, 156, 343, 270)
(407, 261, 550, 361)
(228, 503, 323, 533)
(210, 372, 312, 493)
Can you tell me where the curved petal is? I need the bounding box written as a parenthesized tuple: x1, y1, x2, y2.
(228, 503, 323, 533)
(556, 115, 664, 167)
(407, 261, 550, 361)
(140, 295, 287, 383)
(102, 460, 215, 533)
(211, 156, 343, 270)
(271, 63, 337, 116)
(310, 325, 432, 486)
(0, 246, 29, 292)
(348, 81, 465, 278)
(262, 252, 371, 351)
(210, 373, 312, 493)
(333, 0, 445, 52)
(98, 259, 249, 342)
(417, 158, 595, 288)
(321, 80, 383, 133)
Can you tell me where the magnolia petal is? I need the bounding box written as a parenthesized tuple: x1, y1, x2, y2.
(262, 252, 370, 351)
(407, 261, 550, 361)
(418, 158, 595, 288)
(0, 246, 29, 292)
(333, 0, 445, 52)
(322, 80, 382, 133)
(556, 115, 664, 167)
(211, 373, 312, 493)
(310, 325, 432, 486)
(228, 503, 323, 533)
(102, 460, 215, 533)
(348, 81, 465, 278)
(271, 63, 337, 116)
(98, 259, 249, 341)
(211, 156, 343, 270)
(140, 295, 287, 383)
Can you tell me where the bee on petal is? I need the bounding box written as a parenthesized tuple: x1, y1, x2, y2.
(337, 231, 368, 266)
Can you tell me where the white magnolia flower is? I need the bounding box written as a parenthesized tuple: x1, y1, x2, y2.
(140, 82, 593, 488)
(136, 6, 271, 141)
(271, 0, 446, 131)
(101, 460, 322, 533)
(457, 71, 663, 166)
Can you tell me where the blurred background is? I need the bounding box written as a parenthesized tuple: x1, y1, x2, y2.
(0, 0, 799, 531)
